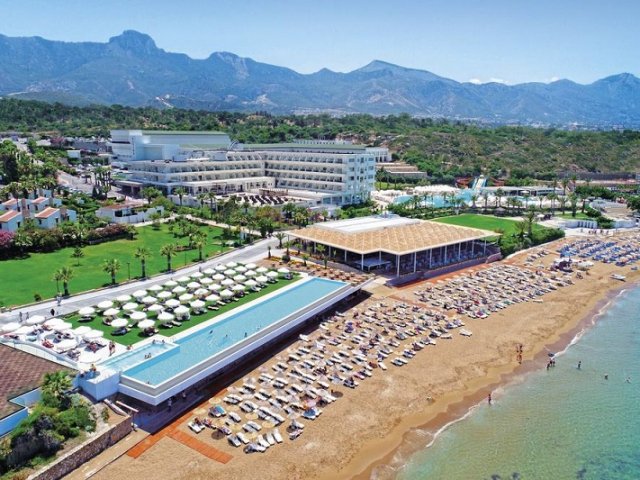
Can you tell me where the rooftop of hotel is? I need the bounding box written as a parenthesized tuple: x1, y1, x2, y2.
(290, 215, 496, 255)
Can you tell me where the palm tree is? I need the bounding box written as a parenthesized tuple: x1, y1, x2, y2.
(559, 196, 567, 215)
(301, 252, 310, 266)
(192, 231, 207, 261)
(160, 243, 178, 272)
(525, 207, 537, 238)
(470, 193, 478, 209)
(70, 247, 84, 266)
(274, 232, 286, 249)
(495, 188, 504, 208)
(173, 187, 187, 207)
(316, 244, 327, 268)
(53, 266, 73, 296)
(102, 258, 121, 285)
(568, 193, 579, 217)
(135, 246, 151, 279)
(561, 178, 569, 196)
(42, 371, 72, 405)
(482, 191, 490, 211)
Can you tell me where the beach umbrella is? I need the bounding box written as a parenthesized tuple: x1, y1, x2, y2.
(78, 306, 95, 317)
(208, 283, 222, 292)
(220, 289, 233, 299)
(165, 299, 180, 309)
(73, 326, 92, 336)
(245, 263, 257, 270)
(187, 281, 201, 291)
(157, 291, 172, 300)
(130, 311, 147, 322)
(141, 296, 157, 305)
(213, 273, 225, 281)
(215, 264, 226, 272)
(54, 321, 73, 332)
(190, 300, 205, 310)
(103, 308, 120, 317)
(55, 338, 77, 351)
(244, 279, 258, 289)
(110, 318, 128, 328)
(232, 284, 245, 294)
(97, 300, 113, 310)
(83, 329, 104, 341)
(158, 312, 174, 322)
(137, 319, 155, 330)
(203, 268, 215, 275)
(174, 306, 190, 318)
(116, 294, 132, 304)
(25, 315, 46, 326)
(245, 270, 257, 278)
(148, 284, 163, 292)
(44, 318, 64, 328)
(221, 278, 234, 287)
(267, 271, 278, 280)
(225, 261, 238, 268)
(277, 267, 290, 275)
(194, 288, 209, 298)
(200, 277, 213, 285)
(1, 322, 21, 333)
(177, 276, 190, 284)
(224, 269, 236, 277)
(172, 285, 187, 294)
(179, 293, 194, 302)
(235, 265, 247, 273)
(122, 302, 139, 311)
(147, 304, 164, 314)
(256, 267, 268, 274)
(256, 275, 268, 284)
(233, 274, 247, 283)
(205, 294, 221, 303)
(163, 280, 178, 288)
(132, 289, 147, 299)
(190, 271, 204, 279)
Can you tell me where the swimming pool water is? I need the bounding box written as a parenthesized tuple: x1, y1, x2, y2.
(122, 278, 345, 385)
(100, 341, 174, 372)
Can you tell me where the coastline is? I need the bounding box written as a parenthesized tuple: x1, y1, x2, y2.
(347, 273, 638, 480)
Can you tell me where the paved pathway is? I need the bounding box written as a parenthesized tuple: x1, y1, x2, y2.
(2, 237, 280, 322)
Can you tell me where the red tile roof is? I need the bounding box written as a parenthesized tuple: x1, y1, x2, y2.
(35, 207, 59, 219)
(31, 196, 48, 204)
(2, 198, 18, 207)
(0, 210, 20, 222)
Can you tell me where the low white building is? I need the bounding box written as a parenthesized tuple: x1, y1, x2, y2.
(34, 207, 77, 229)
(96, 203, 164, 224)
(0, 210, 23, 232)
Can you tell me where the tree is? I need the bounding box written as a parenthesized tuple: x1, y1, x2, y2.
(561, 178, 569, 196)
(192, 231, 207, 261)
(524, 207, 537, 238)
(568, 193, 579, 218)
(482, 191, 490, 210)
(0, 230, 14, 250)
(134, 246, 151, 278)
(70, 247, 84, 266)
(160, 243, 177, 272)
(316, 244, 327, 268)
(559, 196, 567, 215)
(41, 371, 72, 408)
(102, 258, 121, 285)
(53, 266, 73, 296)
(301, 252, 310, 266)
(495, 188, 504, 208)
(149, 211, 162, 230)
(141, 186, 162, 204)
(274, 232, 286, 249)
(173, 187, 187, 207)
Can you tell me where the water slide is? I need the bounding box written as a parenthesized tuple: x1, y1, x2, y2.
(470, 175, 487, 190)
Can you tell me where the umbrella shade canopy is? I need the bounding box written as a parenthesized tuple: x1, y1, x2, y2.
(147, 304, 164, 313)
(97, 300, 113, 310)
(83, 329, 104, 340)
(256, 267, 269, 274)
(103, 308, 120, 317)
(177, 276, 191, 284)
(199, 277, 213, 285)
(116, 294, 132, 303)
(1, 322, 21, 333)
(54, 322, 73, 331)
(132, 289, 147, 299)
(172, 286, 187, 294)
(245, 263, 257, 270)
(73, 326, 92, 336)
(224, 269, 236, 277)
(187, 281, 201, 290)
(78, 307, 95, 317)
(137, 319, 155, 329)
(220, 289, 234, 298)
(221, 278, 235, 286)
(244, 270, 257, 278)
(205, 294, 221, 303)
(165, 299, 180, 308)
(141, 296, 157, 305)
(178, 293, 194, 302)
(148, 284, 163, 292)
(190, 271, 204, 279)
(225, 261, 238, 268)
(190, 300, 205, 309)
(277, 268, 290, 274)
(215, 264, 226, 272)
(267, 271, 279, 279)
(256, 275, 269, 284)
(55, 339, 77, 351)
(122, 302, 139, 311)
(203, 268, 215, 275)
(157, 291, 172, 300)
(25, 315, 46, 325)
(174, 305, 190, 316)
(130, 311, 147, 321)
(44, 318, 64, 328)
(235, 265, 247, 273)
(163, 280, 178, 288)
(213, 273, 225, 281)
(157, 311, 174, 322)
(233, 275, 247, 283)
(110, 318, 128, 328)
(232, 284, 245, 292)
(194, 288, 209, 297)
(244, 279, 258, 288)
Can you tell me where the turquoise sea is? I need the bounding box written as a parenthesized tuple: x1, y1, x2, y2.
(380, 285, 640, 480)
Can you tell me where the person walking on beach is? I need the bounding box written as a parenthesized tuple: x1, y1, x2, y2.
(487, 392, 492, 405)
(577, 361, 581, 370)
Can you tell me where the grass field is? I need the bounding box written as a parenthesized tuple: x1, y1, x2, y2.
(63, 276, 298, 346)
(0, 224, 233, 308)
(432, 213, 547, 236)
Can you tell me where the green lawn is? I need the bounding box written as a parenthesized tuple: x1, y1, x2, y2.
(0, 224, 234, 307)
(432, 213, 547, 236)
(62, 276, 298, 346)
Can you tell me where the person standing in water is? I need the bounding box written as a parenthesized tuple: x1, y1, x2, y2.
(577, 361, 581, 370)
(487, 392, 492, 405)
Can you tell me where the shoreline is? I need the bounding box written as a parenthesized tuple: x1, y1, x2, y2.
(348, 277, 637, 480)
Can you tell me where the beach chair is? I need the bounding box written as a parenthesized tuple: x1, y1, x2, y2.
(188, 421, 204, 433)
(273, 429, 283, 444)
(227, 434, 242, 448)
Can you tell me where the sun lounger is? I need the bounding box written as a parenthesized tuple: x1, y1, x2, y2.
(265, 432, 276, 446)
(247, 420, 262, 431)
(227, 434, 242, 448)
(256, 434, 270, 449)
(244, 442, 266, 453)
(236, 432, 250, 444)
(188, 421, 205, 433)
(289, 429, 303, 441)
(273, 429, 283, 443)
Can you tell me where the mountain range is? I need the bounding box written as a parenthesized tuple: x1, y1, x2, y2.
(1, 30, 639, 127)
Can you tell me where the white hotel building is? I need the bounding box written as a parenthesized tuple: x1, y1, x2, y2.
(111, 130, 388, 206)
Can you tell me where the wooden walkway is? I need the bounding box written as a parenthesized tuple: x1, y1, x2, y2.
(168, 430, 232, 464)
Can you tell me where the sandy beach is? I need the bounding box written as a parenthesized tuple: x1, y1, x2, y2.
(90, 236, 640, 480)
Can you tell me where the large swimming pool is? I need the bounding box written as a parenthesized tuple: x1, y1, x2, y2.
(122, 278, 345, 385)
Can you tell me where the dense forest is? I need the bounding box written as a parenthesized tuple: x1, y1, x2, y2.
(1, 99, 639, 180)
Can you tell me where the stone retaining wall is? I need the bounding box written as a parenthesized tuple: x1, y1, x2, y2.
(28, 417, 132, 480)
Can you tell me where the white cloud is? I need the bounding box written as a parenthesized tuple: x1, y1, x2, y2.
(489, 77, 507, 84)
(468, 78, 482, 85)
(549, 76, 560, 82)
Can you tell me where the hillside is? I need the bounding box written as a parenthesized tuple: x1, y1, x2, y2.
(1, 31, 639, 126)
(1, 99, 639, 181)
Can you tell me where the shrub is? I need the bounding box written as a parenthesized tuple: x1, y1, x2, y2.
(33, 293, 42, 302)
(0, 230, 14, 250)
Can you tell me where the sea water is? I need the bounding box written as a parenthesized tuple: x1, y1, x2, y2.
(392, 285, 640, 480)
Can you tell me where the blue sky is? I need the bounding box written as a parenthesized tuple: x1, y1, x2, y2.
(1, 0, 637, 84)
